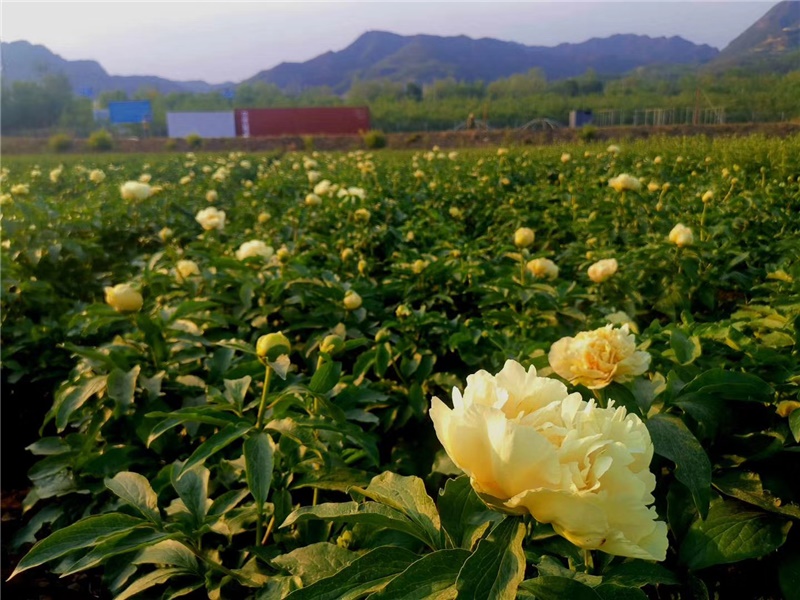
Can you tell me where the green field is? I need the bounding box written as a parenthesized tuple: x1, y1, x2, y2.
(2, 135, 799, 599)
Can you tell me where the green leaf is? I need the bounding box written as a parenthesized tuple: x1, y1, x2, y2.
(646, 414, 711, 518)
(669, 330, 702, 365)
(309, 360, 342, 394)
(677, 369, 774, 403)
(136, 313, 168, 364)
(779, 551, 800, 600)
(115, 567, 189, 600)
(271, 542, 357, 585)
(107, 365, 141, 413)
(789, 410, 800, 444)
(244, 432, 274, 507)
(353, 472, 442, 549)
(223, 376, 252, 410)
(282, 502, 428, 546)
(105, 472, 161, 525)
(375, 343, 391, 377)
(54, 376, 108, 432)
(455, 519, 526, 600)
(133, 540, 198, 571)
(595, 585, 649, 600)
(713, 471, 800, 520)
(284, 546, 418, 600)
(519, 576, 600, 600)
(602, 561, 680, 588)
(438, 475, 501, 550)
(535, 556, 602, 587)
(680, 497, 793, 570)
(369, 548, 470, 599)
(146, 407, 244, 446)
(172, 464, 209, 525)
(58, 528, 171, 576)
(177, 422, 251, 477)
(9, 513, 143, 578)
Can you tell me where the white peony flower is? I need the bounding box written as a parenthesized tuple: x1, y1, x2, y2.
(195, 207, 226, 231)
(668, 224, 694, 248)
(430, 360, 667, 560)
(235, 240, 274, 261)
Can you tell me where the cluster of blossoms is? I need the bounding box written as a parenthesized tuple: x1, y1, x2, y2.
(431, 325, 666, 561)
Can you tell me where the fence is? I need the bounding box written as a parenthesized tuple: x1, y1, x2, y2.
(593, 107, 726, 127)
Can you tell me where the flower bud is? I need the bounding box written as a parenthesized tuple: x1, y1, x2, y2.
(104, 284, 143, 313)
(257, 332, 291, 364)
(320, 334, 344, 355)
(514, 227, 535, 248)
(343, 290, 362, 311)
(375, 328, 392, 343)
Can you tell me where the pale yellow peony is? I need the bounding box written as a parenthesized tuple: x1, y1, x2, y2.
(236, 240, 274, 261)
(608, 174, 641, 193)
(89, 169, 106, 184)
(430, 360, 667, 560)
(587, 258, 618, 283)
(343, 290, 362, 311)
(548, 324, 651, 389)
(120, 181, 152, 201)
(514, 227, 535, 248)
(527, 258, 559, 280)
(104, 283, 143, 313)
(195, 207, 226, 231)
(175, 259, 201, 281)
(668, 224, 694, 248)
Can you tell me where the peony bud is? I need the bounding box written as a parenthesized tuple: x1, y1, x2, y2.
(514, 227, 535, 248)
(343, 290, 362, 311)
(257, 332, 291, 364)
(320, 334, 344, 355)
(104, 283, 143, 313)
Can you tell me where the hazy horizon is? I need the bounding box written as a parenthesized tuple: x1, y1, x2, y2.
(1, 1, 779, 85)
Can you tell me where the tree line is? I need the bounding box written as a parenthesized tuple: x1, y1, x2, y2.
(2, 60, 799, 137)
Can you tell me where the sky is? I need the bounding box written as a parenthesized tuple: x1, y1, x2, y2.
(1, 1, 778, 84)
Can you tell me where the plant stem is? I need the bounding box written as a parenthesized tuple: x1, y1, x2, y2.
(261, 515, 276, 546)
(583, 548, 595, 574)
(255, 364, 273, 430)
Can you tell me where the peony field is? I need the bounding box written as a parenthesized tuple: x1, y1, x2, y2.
(2, 135, 799, 599)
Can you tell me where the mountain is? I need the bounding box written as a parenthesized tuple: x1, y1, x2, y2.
(720, 0, 799, 58)
(0, 40, 231, 95)
(245, 31, 719, 92)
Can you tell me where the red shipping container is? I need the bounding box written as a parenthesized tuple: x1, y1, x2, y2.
(235, 107, 370, 137)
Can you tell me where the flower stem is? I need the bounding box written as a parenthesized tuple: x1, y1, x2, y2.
(255, 364, 273, 430)
(583, 548, 595, 574)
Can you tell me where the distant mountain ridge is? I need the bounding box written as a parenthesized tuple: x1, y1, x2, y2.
(0, 40, 233, 95)
(1, 2, 797, 97)
(246, 31, 720, 92)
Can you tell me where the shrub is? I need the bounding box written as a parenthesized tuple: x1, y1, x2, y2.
(186, 133, 203, 149)
(362, 129, 387, 149)
(164, 138, 177, 151)
(580, 125, 598, 142)
(48, 133, 73, 153)
(302, 135, 315, 152)
(405, 132, 422, 145)
(87, 129, 113, 151)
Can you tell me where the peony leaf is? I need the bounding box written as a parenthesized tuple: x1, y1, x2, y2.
(309, 360, 342, 394)
(455, 519, 526, 600)
(668, 330, 702, 365)
(438, 475, 501, 550)
(107, 365, 141, 413)
(9, 513, 144, 578)
(779, 551, 800, 600)
(171, 464, 210, 525)
(281, 501, 430, 546)
(676, 369, 773, 404)
(283, 546, 418, 600)
(223, 376, 251, 409)
(104, 472, 161, 525)
(244, 432, 274, 508)
(369, 549, 470, 599)
(115, 567, 190, 600)
(177, 422, 251, 478)
(518, 576, 600, 600)
(646, 414, 711, 518)
(271, 542, 357, 586)
(353, 472, 443, 550)
(680, 497, 792, 570)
